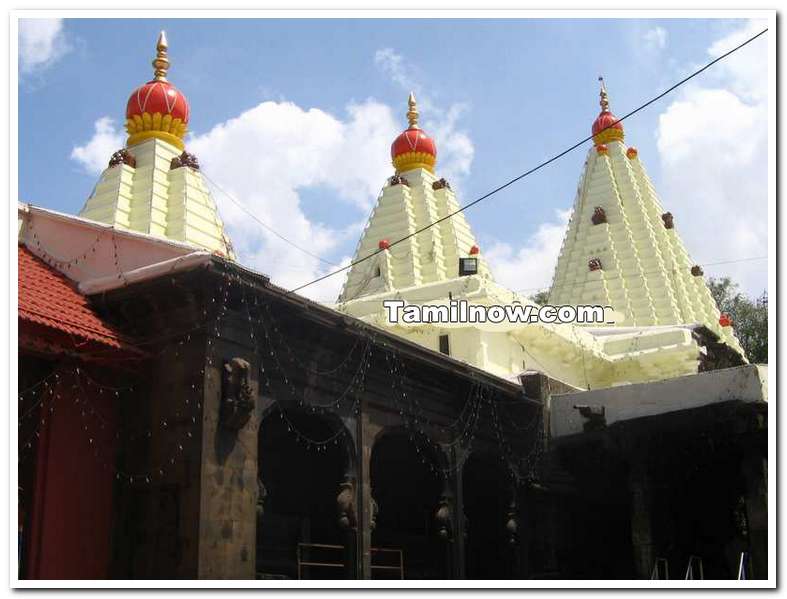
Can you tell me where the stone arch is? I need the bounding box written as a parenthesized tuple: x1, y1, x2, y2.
(255, 405, 354, 579)
(369, 426, 449, 579)
(462, 450, 518, 579)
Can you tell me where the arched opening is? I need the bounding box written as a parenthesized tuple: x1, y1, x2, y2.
(256, 408, 350, 580)
(463, 452, 516, 579)
(370, 430, 445, 579)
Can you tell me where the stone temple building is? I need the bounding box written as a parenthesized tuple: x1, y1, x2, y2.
(17, 33, 768, 581)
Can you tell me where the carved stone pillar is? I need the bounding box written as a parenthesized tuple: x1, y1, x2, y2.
(446, 447, 466, 579)
(741, 453, 767, 579)
(629, 460, 655, 579)
(434, 493, 453, 578)
(355, 410, 373, 579)
(336, 476, 357, 579)
(505, 497, 521, 578)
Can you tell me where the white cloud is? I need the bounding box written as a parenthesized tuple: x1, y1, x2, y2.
(70, 117, 124, 175)
(374, 48, 411, 90)
(656, 20, 768, 295)
(643, 26, 668, 50)
(374, 47, 475, 187)
(19, 18, 70, 74)
(72, 99, 407, 302)
(485, 209, 571, 296)
(187, 99, 400, 301)
(71, 48, 477, 303)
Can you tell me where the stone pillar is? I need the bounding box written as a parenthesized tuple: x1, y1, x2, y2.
(505, 496, 521, 578)
(628, 460, 655, 579)
(356, 410, 373, 579)
(741, 453, 767, 580)
(197, 349, 259, 579)
(434, 493, 454, 578)
(336, 475, 357, 579)
(448, 447, 466, 579)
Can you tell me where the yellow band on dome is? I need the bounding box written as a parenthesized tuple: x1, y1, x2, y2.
(127, 130, 185, 150)
(393, 151, 436, 174)
(593, 128, 624, 145)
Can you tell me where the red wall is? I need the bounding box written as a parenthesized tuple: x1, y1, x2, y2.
(26, 371, 117, 579)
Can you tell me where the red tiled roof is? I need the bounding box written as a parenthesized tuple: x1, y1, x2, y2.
(18, 246, 132, 351)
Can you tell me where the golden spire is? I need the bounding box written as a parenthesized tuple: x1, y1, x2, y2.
(406, 91, 420, 129)
(152, 31, 170, 82)
(598, 75, 609, 112)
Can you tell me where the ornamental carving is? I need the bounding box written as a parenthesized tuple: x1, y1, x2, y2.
(336, 479, 356, 530)
(256, 478, 268, 524)
(588, 258, 603, 272)
(574, 404, 607, 432)
(661, 212, 674, 229)
(591, 206, 607, 225)
(108, 149, 136, 169)
(434, 495, 453, 540)
(370, 496, 379, 532)
(220, 357, 254, 430)
(388, 174, 410, 187)
(432, 178, 451, 191)
(505, 501, 519, 546)
(691, 265, 704, 277)
(336, 482, 377, 532)
(170, 151, 200, 171)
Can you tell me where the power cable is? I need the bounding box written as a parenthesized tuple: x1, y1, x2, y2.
(287, 27, 768, 296)
(201, 170, 341, 267)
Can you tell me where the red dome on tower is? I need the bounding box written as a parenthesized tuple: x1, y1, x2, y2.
(592, 77, 624, 145)
(126, 80, 190, 125)
(124, 31, 190, 150)
(391, 93, 437, 173)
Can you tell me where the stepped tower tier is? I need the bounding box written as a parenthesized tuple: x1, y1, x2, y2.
(78, 32, 235, 259)
(338, 93, 491, 303)
(334, 91, 731, 390)
(548, 78, 744, 355)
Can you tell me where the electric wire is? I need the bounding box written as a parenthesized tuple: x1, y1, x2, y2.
(201, 170, 341, 267)
(287, 27, 768, 296)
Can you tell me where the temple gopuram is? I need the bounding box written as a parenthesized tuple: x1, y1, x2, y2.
(17, 33, 768, 582)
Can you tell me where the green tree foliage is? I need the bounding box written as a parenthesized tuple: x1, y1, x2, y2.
(707, 277, 768, 363)
(529, 290, 550, 306)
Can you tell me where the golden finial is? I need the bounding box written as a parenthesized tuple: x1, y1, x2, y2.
(152, 31, 170, 82)
(598, 76, 609, 112)
(406, 91, 420, 129)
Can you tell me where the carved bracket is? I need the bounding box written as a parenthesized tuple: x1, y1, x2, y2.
(505, 501, 519, 547)
(388, 174, 410, 187)
(256, 477, 268, 525)
(661, 212, 674, 229)
(108, 148, 136, 168)
(170, 151, 200, 171)
(691, 265, 704, 277)
(573, 404, 606, 432)
(435, 495, 453, 540)
(432, 178, 451, 191)
(220, 357, 255, 430)
(336, 479, 356, 530)
(591, 206, 607, 225)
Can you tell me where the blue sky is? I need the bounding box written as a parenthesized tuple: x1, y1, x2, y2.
(19, 17, 769, 300)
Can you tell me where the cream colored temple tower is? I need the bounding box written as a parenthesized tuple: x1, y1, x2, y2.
(335, 92, 741, 389)
(548, 79, 743, 354)
(78, 33, 234, 258)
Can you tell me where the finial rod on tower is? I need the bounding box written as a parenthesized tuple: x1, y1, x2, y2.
(152, 31, 170, 82)
(598, 75, 610, 112)
(407, 92, 420, 129)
